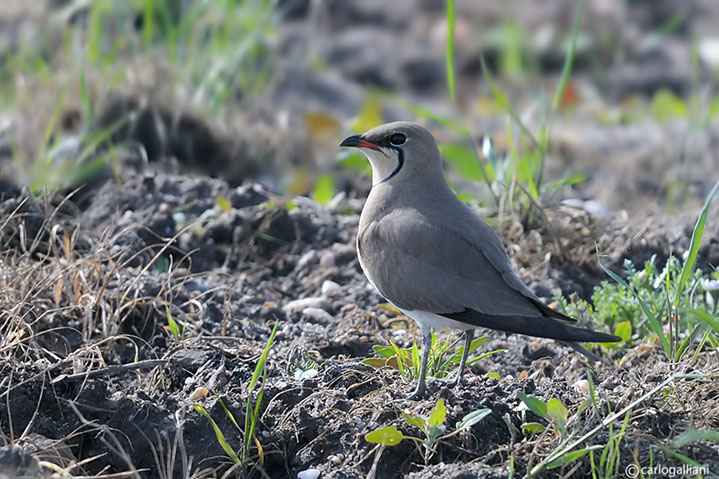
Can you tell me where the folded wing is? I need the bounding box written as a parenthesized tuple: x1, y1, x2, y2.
(358, 207, 619, 343)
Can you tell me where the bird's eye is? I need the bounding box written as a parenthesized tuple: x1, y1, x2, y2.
(389, 133, 407, 146)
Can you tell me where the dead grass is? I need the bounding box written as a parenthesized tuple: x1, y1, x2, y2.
(1, 184, 718, 478)
(0, 191, 215, 476)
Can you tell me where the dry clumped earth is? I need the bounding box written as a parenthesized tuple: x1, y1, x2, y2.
(1, 158, 718, 478)
(1, 1, 719, 477)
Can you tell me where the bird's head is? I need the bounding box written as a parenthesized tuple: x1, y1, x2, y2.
(340, 121, 442, 186)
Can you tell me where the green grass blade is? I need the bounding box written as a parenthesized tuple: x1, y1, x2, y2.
(690, 309, 719, 332)
(373, 345, 396, 359)
(536, 0, 583, 191)
(671, 428, 719, 448)
(479, 55, 540, 149)
(466, 348, 506, 366)
(445, 0, 456, 103)
(86, 1, 105, 64)
(250, 373, 266, 438)
(39, 88, 68, 166)
(675, 324, 700, 362)
(79, 71, 93, 125)
(674, 178, 719, 308)
(517, 391, 547, 419)
(245, 368, 268, 461)
(546, 446, 601, 469)
(164, 306, 180, 337)
(193, 405, 241, 465)
(156, 0, 177, 64)
(653, 441, 712, 472)
(388, 338, 407, 377)
(552, 0, 583, 111)
(143, 0, 155, 46)
(215, 395, 243, 433)
(249, 321, 278, 391)
(411, 341, 420, 377)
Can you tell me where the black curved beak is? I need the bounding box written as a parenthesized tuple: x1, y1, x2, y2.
(340, 135, 379, 150)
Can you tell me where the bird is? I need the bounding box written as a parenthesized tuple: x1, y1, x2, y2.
(340, 121, 621, 399)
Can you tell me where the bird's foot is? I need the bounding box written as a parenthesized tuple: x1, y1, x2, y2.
(402, 382, 429, 400)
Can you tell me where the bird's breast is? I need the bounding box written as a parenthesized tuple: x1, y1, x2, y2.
(355, 228, 378, 289)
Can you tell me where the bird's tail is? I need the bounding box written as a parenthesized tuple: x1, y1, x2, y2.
(560, 340, 601, 361)
(444, 308, 621, 344)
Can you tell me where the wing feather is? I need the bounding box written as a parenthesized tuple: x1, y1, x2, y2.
(358, 208, 542, 317)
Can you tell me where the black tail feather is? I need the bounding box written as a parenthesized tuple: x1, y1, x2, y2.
(529, 298, 577, 323)
(443, 308, 621, 343)
(561, 340, 601, 361)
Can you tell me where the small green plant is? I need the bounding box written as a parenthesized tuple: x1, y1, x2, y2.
(557, 178, 719, 362)
(517, 392, 569, 439)
(363, 332, 505, 382)
(445, 0, 456, 103)
(23, 83, 130, 197)
(82, 0, 277, 110)
(288, 348, 318, 380)
(311, 174, 336, 206)
(365, 398, 491, 465)
(339, 0, 584, 224)
(194, 321, 278, 475)
(427, 0, 585, 225)
(401, 398, 449, 464)
(588, 408, 632, 479)
(163, 305, 186, 339)
(521, 371, 709, 477)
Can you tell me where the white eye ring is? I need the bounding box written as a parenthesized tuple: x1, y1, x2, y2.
(389, 133, 408, 147)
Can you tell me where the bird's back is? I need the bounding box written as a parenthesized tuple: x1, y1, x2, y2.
(357, 181, 545, 318)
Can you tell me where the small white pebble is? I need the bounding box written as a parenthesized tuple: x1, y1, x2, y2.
(283, 297, 330, 314)
(699, 38, 719, 68)
(296, 251, 318, 271)
(297, 468, 321, 479)
(321, 280, 341, 296)
(702, 278, 719, 292)
(294, 368, 319, 381)
(328, 454, 343, 465)
(573, 379, 590, 394)
(303, 369, 318, 379)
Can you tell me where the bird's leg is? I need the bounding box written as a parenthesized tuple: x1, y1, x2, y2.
(448, 329, 474, 387)
(404, 327, 432, 400)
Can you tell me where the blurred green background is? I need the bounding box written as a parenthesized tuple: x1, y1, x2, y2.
(1, 0, 718, 216)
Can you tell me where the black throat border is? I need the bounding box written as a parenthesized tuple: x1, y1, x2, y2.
(382, 147, 404, 183)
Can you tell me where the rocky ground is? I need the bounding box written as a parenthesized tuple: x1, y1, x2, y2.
(1, 166, 718, 478)
(1, 0, 719, 478)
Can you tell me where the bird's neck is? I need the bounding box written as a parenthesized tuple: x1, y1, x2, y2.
(362, 174, 456, 220)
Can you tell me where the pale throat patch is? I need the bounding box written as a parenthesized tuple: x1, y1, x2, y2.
(361, 147, 400, 185)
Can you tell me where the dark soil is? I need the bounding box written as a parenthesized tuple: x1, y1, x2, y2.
(1, 1, 719, 478)
(1, 167, 718, 478)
